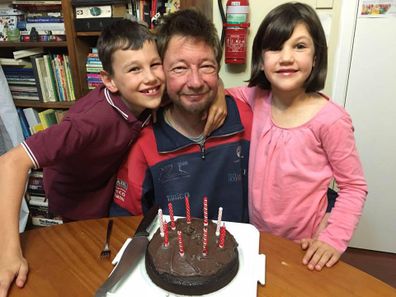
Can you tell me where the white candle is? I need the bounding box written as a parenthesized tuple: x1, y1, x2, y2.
(215, 207, 223, 237)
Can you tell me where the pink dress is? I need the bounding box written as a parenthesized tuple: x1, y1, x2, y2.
(226, 86, 367, 252)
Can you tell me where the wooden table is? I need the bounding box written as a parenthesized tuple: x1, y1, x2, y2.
(9, 216, 396, 297)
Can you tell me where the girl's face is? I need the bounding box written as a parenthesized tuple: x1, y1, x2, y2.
(261, 22, 315, 95)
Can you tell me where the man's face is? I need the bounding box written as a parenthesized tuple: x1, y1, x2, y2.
(163, 36, 219, 115)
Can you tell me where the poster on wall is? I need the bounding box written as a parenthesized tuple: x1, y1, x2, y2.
(359, 0, 396, 17)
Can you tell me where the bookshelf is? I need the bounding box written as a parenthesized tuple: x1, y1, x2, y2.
(1, 0, 213, 102)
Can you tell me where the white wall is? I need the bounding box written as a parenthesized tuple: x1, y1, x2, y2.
(213, 0, 341, 97)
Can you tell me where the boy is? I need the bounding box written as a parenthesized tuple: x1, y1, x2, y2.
(0, 19, 164, 296)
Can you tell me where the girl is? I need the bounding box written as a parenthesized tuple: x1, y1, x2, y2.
(226, 2, 367, 271)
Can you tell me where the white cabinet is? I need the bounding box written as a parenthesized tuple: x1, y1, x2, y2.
(332, 1, 396, 252)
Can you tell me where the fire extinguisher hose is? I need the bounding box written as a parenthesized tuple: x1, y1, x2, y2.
(218, 0, 226, 46)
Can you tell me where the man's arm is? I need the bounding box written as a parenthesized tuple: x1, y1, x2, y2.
(0, 145, 33, 297)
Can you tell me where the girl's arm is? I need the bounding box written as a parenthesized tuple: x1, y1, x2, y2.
(301, 111, 367, 271)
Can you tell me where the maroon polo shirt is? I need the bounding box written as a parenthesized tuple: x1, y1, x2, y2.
(23, 85, 149, 220)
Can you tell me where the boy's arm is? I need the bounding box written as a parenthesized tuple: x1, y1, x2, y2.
(203, 80, 227, 136)
(0, 145, 33, 297)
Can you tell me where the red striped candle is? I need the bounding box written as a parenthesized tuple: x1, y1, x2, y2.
(185, 194, 191, 224)
(168, 202, 176, 230)
(202, 226, 208, 256)
(218, 223, 226, 249)
(163, 219, 169, 247)
(177, 230, 185, 256)
(203, 196, 208, 226)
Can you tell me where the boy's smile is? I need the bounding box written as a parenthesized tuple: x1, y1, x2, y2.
(102, 40, 165, 117)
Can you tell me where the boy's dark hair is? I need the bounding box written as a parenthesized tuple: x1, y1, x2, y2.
(248, 2, 327, 92)
(97, 19, 155, 76)
(155, 9, 222, 67)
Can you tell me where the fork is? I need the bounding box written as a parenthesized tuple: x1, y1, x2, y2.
(100, 219, 113, 259)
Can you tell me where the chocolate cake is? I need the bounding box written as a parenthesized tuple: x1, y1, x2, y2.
(145, 218, 239, 295)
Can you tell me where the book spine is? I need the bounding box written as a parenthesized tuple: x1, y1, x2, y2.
(17, 108, 32, 139)
(29, 56, 44, 102)
(75, 5, 112, 19)
(63, 55, 76, 101)
(52, 56, 65, 101)
(43, 54, 59, 101)
(26, 16, 64, 23)
(36, 56, 52, 102)
(26, 22, 65, 31)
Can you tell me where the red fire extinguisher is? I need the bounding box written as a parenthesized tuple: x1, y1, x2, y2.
(224, 0, 250, 64)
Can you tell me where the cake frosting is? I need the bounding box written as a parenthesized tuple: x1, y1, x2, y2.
(145, 217, 239, 295)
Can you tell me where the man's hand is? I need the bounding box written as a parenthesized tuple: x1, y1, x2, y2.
(0, 251, 28, 297)
(300, 239, 341, 271)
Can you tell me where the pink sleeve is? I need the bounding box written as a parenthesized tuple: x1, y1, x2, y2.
(318, 113, 368, 252)
(225, 86, 256, 107)
(114, 141, 148, 215)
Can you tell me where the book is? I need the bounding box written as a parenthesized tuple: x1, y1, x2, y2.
(26, 16, 63, 22)
(12, 94, 40, 100)
(13, 48, 44, 59)
(38, 108, 57, 128)
(75, 4, 126, 19)
(43, 54, 59, 101)
(23, 107, 41, 134)
(30, 55, 45, 101)
(0, 58, 32, 66)
(63, 55, 75, 101)
(26, 21, 65, 31)
(74, 17, 123, 32)
(19, 29, 65, 35)
(17, 108, 32, 139)
(31, 216, 63, 226)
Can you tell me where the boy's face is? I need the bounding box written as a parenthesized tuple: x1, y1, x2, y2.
(162, 36, 219, 115)
(102, 40, 165, 117)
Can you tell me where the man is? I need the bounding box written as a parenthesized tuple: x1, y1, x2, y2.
(114, 9, 252, 222)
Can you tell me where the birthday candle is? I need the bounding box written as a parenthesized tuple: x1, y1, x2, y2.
(163, 219, 169, 247)
(203, 196, 208, 227)
(215, 207, 223, 237)
(218, 223, 226, 249)
(177, 230, 185, 256)
(185, 194, 191, 224)
(158, 208, 164, 237)
(202, 226, 208, 256)
(168, 202, 176, 230)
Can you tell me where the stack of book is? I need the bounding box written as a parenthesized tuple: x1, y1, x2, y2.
(26, 169, 63, 227)
(1, 57, 39, 100)
(85, 48, 102, 90)
(11, 0, 65, 42)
